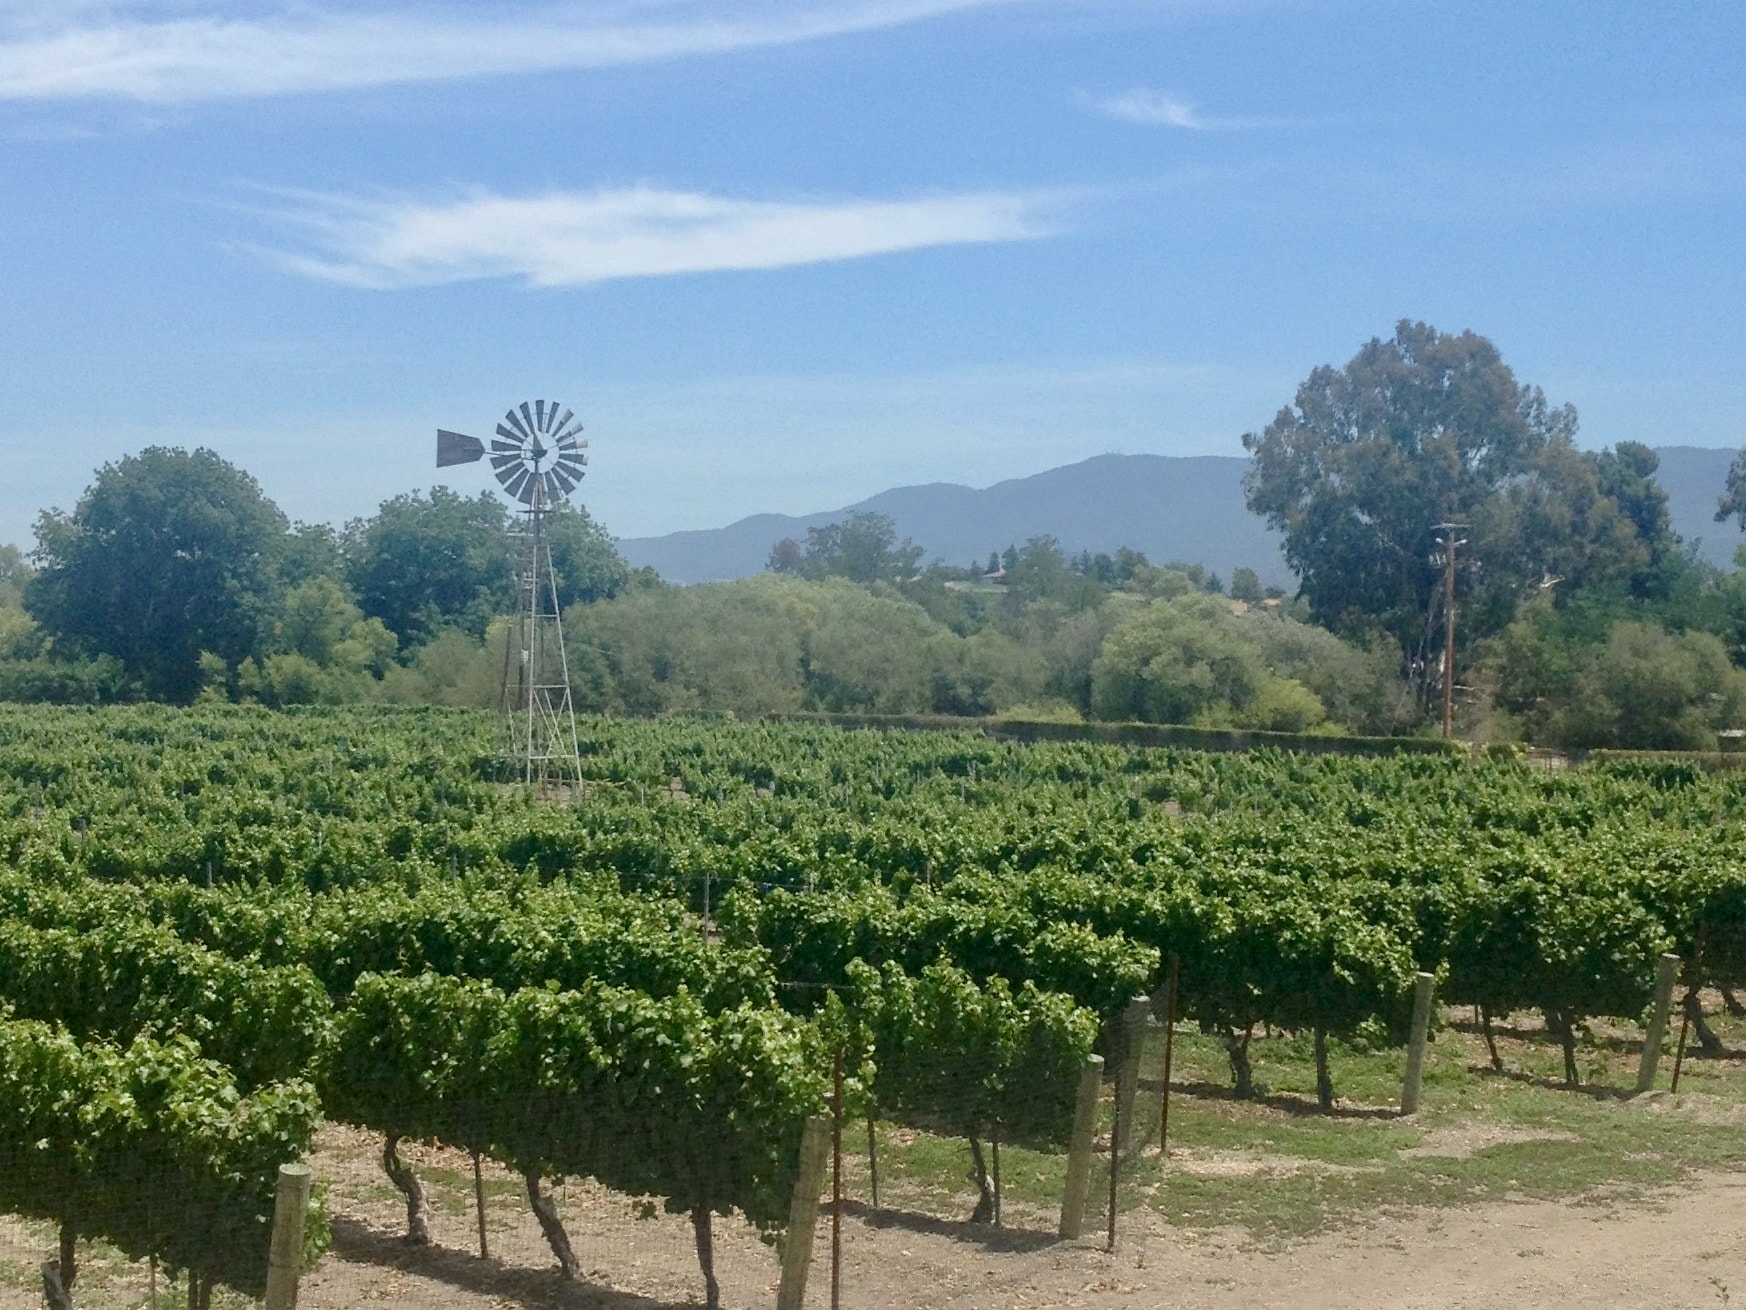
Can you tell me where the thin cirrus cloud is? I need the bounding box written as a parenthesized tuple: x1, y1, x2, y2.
(1091, 88, 1293, 131)
(0, 0, 1013, 103)
(245, 184, 1060, 290)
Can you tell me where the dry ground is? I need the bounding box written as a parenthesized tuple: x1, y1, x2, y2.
(6, 1009, 1746, 1310)
(3, 1126, 1742, 1310)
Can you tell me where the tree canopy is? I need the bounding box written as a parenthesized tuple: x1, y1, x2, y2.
(26, 448, 289, 702)
(1242, 321, 1676, 673)
(545, 502, 644, 608)
(343, 488, 514, 648)
(1715, 447, 1746, 533)
(768, 513, 924, 585)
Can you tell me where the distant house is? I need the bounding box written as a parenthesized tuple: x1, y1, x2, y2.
(981, 568, 1008, 583)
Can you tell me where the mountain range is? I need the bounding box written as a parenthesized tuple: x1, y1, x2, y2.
(617, 446, 1746, 589)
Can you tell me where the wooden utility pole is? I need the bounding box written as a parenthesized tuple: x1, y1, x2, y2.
(1434, 524, 1467, 739)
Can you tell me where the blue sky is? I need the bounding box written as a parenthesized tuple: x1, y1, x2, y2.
(1, 0, 1742, 552)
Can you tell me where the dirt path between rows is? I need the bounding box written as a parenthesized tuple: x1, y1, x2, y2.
(5, 1124, 1743, 1310)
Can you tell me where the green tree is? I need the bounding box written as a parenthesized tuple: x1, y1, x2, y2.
(258, 576, 399, 700)
(27, 448, 289, 702)
(344, 488, 512, 648)
(545, 503, 639, 607)
(0, 545, 30, 611)
(279, 522, 345, 588)
(1242, 321, 1652, 671)
(1235, 607, 1410, 733)
(1091, 594, 1330, 730)
(1002, 537, 1103, 610)
(1229, 567, 1264, 605)
(1489, 613, 1746, 749)
(1716, 446, 1746, 532)
(769, 513, 923, 585)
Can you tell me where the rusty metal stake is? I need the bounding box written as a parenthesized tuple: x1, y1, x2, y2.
(1159, 954, 1179, 1157)
(472, 1151, 489, 1259)
(991, 1124, 1002, 1227)
(832, 1048, 844, 1310)
(1106, 1076, 1121, 1252)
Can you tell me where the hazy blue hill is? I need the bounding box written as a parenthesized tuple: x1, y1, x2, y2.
(618, 447, 1746, 587)
(618, 454, 1293, 586)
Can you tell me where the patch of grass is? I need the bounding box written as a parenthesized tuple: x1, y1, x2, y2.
(420, 1164, 523, 1217)
(852, 1001, 1746, 1240)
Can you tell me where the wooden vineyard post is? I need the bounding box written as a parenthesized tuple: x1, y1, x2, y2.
(1115, 996, 1150, 1155)
(776, 1115, 832, 1310)
(1636, 953, 1682, 1093)
(1058, 1053, 1104, 1240)
(1158, 955, 1179, 1158)
(264, 1162, 313, 1310)
(866, 1112, 880, 1209)
(1399, 972, 1437, 1115)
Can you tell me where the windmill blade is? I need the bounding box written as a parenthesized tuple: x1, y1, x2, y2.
(533, 399, 548, 432)
(550, 464, 581, 496)
(502, 467, 531, 500)
(556, 456, 587, 483)
(553, 429, 583, 454)
(519, 402, 537, 437)
(494, 424, 523, 448)
(517, 473, 540, 505)
(436, 430, 485, 467)
(502, 408, 532, 441)
(490, 453, 520, 473)
(551, 408, 575, 437)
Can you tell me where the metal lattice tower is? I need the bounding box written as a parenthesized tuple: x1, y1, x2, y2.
(437, 401, 587, 788)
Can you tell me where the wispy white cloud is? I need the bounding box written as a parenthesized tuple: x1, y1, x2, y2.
(243, 183, 1059, 288)
(0, 0, 1011, 103)
(1090, 87, 1295, 131)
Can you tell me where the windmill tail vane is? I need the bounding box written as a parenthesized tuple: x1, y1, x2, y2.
(435, 399, 587, 792)
(436, 430, 483, 467)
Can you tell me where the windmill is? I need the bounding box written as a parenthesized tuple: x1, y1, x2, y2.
(438, 401, 587, 788)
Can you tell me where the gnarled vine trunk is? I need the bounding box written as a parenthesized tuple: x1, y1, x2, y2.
(524, 1170, 580, 1280)
(1543, 1008, 1579, 1087)
(966, 1136, 995, 1224)
(381, 1134, 432, 1245)
(1222, 1024, 1256, 1099)
(58, 1219, 76, 1290)
(1721, 986, 1745, 1018)
(40, 1261, 73, 1310)
(1313, 1028, 1334, 1110)
(692, 1207, 720, 1310)
(1684, 990, 1725, 1057)
(1480, 1006, 1503, 1071)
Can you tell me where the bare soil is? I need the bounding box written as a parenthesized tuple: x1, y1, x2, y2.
(5, 1122, 1742, 1310)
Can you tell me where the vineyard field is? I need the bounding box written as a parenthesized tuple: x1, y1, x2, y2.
(3, 703, 1746, 1306)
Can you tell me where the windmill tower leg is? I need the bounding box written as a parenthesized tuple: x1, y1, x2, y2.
(501, 483, 581, 793)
